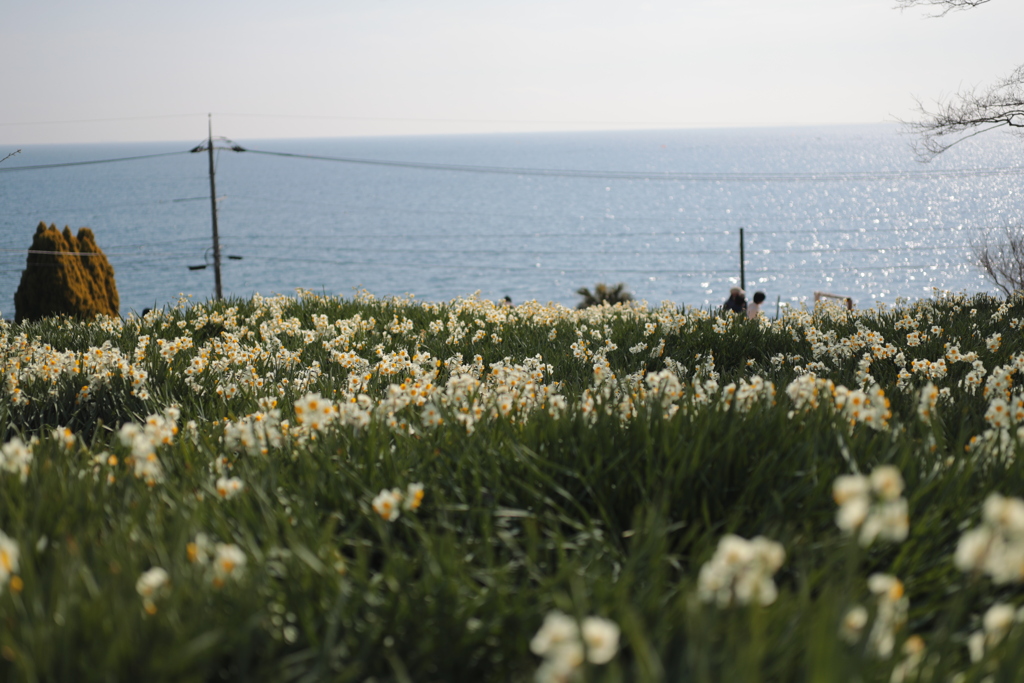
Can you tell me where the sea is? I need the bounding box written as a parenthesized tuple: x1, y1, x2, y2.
(1, 123, 1023, 318)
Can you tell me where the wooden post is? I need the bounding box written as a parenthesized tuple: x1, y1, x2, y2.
(207, 114, 223, 300)
(739, 227, 745, 293)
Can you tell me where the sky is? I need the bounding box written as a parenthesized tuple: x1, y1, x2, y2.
(2, 0, 1024, 145)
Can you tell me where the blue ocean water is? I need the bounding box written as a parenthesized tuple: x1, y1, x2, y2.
(1, 123, 1022, 317)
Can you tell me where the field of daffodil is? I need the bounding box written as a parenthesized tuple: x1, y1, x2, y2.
(1, 289, 1024, 682)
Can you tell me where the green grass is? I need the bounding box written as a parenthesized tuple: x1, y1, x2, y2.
(0, 290, 1023, 682)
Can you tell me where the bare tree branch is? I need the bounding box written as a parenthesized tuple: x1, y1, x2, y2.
(897, 0, 1023, 296)
(0, 150, 20, 165)
(902, 64, 1024, 160)
(894, 0, 993, 17)
(974, 225, 1024, 296)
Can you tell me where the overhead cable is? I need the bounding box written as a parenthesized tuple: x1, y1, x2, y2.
(0, 237, 211, 254)
(241, 147, 1024, 182)
(225, 193, 981, 227)
(237, 254, 950, 275)
(3, 142, 1020, 183)
(212, 112, 751, 126)
(0, 151, 192, 172)
(2, 196, 219, 216)
(230, 244, 971, 257)
(0, 114, 206, 127)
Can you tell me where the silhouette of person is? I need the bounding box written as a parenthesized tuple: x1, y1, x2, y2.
(723, 287, 746, 314)
(746, 291, 766, 319)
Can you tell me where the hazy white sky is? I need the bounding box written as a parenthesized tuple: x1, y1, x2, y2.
(2, 0, 1022, 144)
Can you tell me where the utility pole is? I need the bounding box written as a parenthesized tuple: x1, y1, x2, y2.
(190, 116, 245, 298)
(739, 227, 746, 293)
(206, 114, 223, 299)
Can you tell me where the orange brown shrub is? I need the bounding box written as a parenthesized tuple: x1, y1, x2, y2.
(14, 222, 119, 322)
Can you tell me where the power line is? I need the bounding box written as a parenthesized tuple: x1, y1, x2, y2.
(0, 245, 974, 269)
(0, 235, 976, 265)
(0, 223, 991, 259)
(0, 151, 192, 172)
(226, 193, 974, 227)
(229, 243, 972, 257)
(241, 261, 963, 275)
(0, 114, 207, 127)
(0, 249, 211, 259)
(212, 112, 758, 127)
(235, 254, 961, 275)
(101, 237, 213, 249)
(2, 141, 1020, 184)
(215, 223, 990, 240)
(1, 196, 218, 216)
(0, 238, 212, 255)
(223, 196, 1010, 236)
(0, 112, 760, 128)
(241, 147, 1024, 182)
